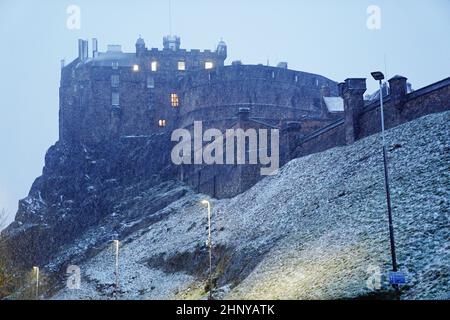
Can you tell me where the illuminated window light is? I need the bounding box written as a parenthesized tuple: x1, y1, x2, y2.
(158, 119, 166, 127)
(171, 93, 179, 107)
(178, 61, 186, 71)
(205, 61, 214, 70)
(132, 64, 139, 72)
(151, 61, 158, 72)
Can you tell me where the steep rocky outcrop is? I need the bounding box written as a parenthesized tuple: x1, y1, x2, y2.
(3, 111, 447, 300)
(1, 111, 449, 299)
(0, 132, 178, 280)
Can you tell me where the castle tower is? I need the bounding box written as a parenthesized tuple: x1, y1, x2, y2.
(216, 39, 227, 59)
(163, 35, 181, 51)
(135, 36, 146, 57)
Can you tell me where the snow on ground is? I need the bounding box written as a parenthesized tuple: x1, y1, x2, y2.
(54, 111, 450, 300)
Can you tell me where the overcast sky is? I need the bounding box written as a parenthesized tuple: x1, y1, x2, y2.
(0, 0, 449, 224)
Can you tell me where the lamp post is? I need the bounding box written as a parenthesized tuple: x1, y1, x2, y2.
(113, 239, 120, 298)
(371, 71, 399, 292)
(200, 199, 213, 300)
(33, 266, 39, 300)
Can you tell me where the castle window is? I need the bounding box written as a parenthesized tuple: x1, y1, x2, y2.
(158, 119, 166, 127)
(112, 61, 119, 70)
(171, 93, 179, 107)
(147, 76, 155, 89)
(205, 61, 214, 70)
(178, 61, 186, 71)
(295, 75, 299, 83)
(111, 75, 120, 88)
(132, 64, 140, 72)
(271, 71, 275, 79)
(151, 61, 158, 72)
(112, 92, 120, 106)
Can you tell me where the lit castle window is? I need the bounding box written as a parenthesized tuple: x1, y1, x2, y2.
(178, 61, 186, 71)
(205, 61, 214, 70)
(171, 93, 179, 107)
(151, 61, 158, 72)
(158, 119, 166, 127)
(132, 64, 139, 72)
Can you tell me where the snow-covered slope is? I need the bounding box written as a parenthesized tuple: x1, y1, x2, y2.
(53, 111, 449, 300)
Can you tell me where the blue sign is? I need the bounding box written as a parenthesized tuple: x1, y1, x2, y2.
(389, 271, 406, 285)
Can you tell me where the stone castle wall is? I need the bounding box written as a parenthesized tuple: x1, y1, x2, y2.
(293, 77, 450, 158)
(60, 61, 339, 146)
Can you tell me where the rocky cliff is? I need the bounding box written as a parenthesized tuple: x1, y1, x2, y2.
(1, 111, 449, 299)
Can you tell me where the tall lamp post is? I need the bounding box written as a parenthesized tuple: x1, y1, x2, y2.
(33, 266, 39, 300)
(200, 199, 213, 300)
(371, 71, 399, 292)
(113, 239, 120, 298)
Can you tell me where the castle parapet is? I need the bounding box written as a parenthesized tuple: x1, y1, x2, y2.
(341, 78, 367, 145)
(388, 75, 408, 107)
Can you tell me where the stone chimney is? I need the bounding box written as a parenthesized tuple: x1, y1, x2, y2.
(321, 85, 331, 97)
(320, 85, 331, 110)
(237, 107, 250, 122)
(341, 78, 367, 144)
(92, 38, 98, 58)
(78, 39, 88, 61)
(388, 75, 408, 107)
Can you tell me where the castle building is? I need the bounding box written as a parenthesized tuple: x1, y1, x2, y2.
(60, 35, 340, 145)
(59, 35, 450, 198)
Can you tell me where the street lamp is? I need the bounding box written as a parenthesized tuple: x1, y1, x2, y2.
(113, 239, 120, 298)
(33, 266, 39, 300)
(371, 71, 399, 292)
(200, 199, 213, 300)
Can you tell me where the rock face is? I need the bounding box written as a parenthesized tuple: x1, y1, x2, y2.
(0, 132, 178, 272)
(2, 111, 445, 300)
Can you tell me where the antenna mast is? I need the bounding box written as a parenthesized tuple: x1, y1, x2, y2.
(169, 0, 172, 36)
(384, 53, 388, 80)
